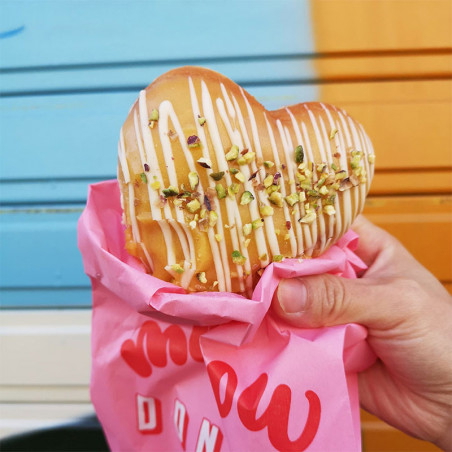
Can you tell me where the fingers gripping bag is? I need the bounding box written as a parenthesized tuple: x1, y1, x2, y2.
(78, 67, 377, 451)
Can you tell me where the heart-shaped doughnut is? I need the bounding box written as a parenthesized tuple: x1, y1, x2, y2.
(118, 66, 375, 295)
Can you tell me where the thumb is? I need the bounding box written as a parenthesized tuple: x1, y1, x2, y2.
(273, 274, 405, 329)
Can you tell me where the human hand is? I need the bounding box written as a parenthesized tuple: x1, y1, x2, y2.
(272, 215, 452, 450)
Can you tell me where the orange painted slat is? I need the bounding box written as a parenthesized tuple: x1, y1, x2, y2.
(363, 195, 452, 283)
(310, 0, 452, 53)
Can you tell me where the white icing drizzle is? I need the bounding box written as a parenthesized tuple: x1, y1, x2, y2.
(286, 108, 313, 252)
(201, 80, 245, 292)
(275, 120, 299, 256)
(188, 77, 229, 292)
(240, 90, 280, 259)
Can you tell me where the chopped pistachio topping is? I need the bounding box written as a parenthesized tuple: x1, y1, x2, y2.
(162, 186, 179, 197)
(285, 193, 299, 206)
(335, 170, 347, 181)
(228, 183, 240, 196)
(188, 172, 199, 190)
(139, 172, 148, 184)
(197, 157, 212, 169)
(264, 160, 275, 168)
(210, 171, 225, 181)
(171, 264, 184, 274)
(272, 255, 284, 262)
(197, 272, 207, 284)
(148, 109, 159, 127)
(244, 238, 251, 248)
(368, 154, 376, 164)
(150, 180, 161, 190)
(240, 191, 255, 205)
(323, 205, 336, 216)
(252, 218, 264, 229)
(187, 135, 201, 148)
(229, 168, 239, 175)
(243, 223, 252, 236)
(260, 205, 274, 216)
(225, 145, 239, 161)
(186, 199, 201, 213)
(299, 211, 317, 224)
(295, 145, 304, 164)
(214, 234, 223, 242)
(241, 151, 255, 164)
(331, 163, 338, 171)
(329, 128, 338, 140)
(268, 191, 283, 207)
(198, 116, 206, 126)
(231, 250, 246, 265)
(208, 210, 218, 227)
(263, 174, 274, 188)
(234, 171, 245, 183)
(215, 183, 227, 199)
(319, 185, 329, 196)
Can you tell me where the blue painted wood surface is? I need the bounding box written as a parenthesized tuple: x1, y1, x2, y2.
(0, 0, 318, 307)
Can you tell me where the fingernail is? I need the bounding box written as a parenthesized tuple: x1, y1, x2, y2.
(277, 278, 307, 314)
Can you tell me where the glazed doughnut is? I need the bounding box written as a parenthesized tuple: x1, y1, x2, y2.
(118, 66, 375, 296)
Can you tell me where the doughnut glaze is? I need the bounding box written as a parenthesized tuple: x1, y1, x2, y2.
(118, 66, 375, 295)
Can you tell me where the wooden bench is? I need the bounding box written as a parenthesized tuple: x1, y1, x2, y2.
(1, 1, 450, 449)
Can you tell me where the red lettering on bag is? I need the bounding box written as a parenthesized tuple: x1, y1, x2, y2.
(136, 394, 162, 434)
(238, 374, 321, 451)
(121, 321, 208, 377)
(207, 360, 321, 451)
(206, 360, 237, 418)
(174, 399, 189, 450)
(195, 418, 223, 452)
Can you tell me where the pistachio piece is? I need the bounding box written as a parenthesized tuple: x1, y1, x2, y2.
(264, 160, 275, 168)
(150, 179, 161, 190)
(252, 218, 264, 229)
(188, 172, 199, 190)
(231, 250, 246, 265)
(225, 145, 239, 161)
(260, 205, 274, 217)
(243, 223, 252, 236)
(272, 255, 284, 262)
(229, 168, 239, 175)
(263, 174, 274, 188)
(186, 199, 201, 213)
(215, 183, 227, 199)
(210, 171, 225, 181)
(228, 183, 240, 196)
(187, 135, 201, 148)
(171, 263, 184, 274)
(162, 186, 179, 197)
(294, 145, 304, 164)
(329, 128, 338, 140)
(214, 234, 223, 242)
(268, 191, 283, 207)
(139, 172, 148, 184)
(198, 116, 206, 126)
(368, 154, 376, 164)
(209, 210, 218, 227)
(240, 191, 254, 205)
(196, 272, 207, 284)
(323, 205, 336, 216)
(299, 211, 317, 224)
(197, 157, 212, 169)
(234, 171, 245, 183)
(285, 193, 299, 206)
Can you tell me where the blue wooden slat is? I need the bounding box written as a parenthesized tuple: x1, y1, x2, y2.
(0, 288, 92, 308)
(0, 208, 88, 290)
(0, 0, 314, 68)
(0, 59, 316, 95)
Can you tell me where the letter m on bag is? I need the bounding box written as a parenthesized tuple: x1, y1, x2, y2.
(121, 320, 188, 377)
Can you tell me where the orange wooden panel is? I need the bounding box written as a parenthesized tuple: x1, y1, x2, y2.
(318, 80, 452, 175)
(314, 52, 452, 81)
(310, 0, 452, 53)
(363, 195, 452, 283)
(370, 170, 452, 196)
(361, 410, 442, 452)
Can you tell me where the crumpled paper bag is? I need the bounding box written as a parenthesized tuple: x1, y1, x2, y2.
(78, 180, 376, 451)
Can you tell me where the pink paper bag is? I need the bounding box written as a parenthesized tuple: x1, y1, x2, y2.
(78, 180, 376, 451)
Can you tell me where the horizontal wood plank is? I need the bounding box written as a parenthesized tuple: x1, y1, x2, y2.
(0, 0, 315, 69)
